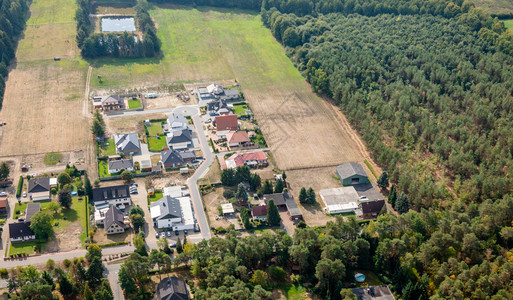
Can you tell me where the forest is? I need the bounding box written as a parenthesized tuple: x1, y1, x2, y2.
(76, 0, 161, 58)
(0, 0, 31, 108)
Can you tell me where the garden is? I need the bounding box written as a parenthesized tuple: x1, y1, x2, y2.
(128, 97, 142, 109)
(98, 138, 116, 156)
(144, 119, 168, 152)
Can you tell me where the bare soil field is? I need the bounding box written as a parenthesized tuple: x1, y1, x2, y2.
(202, 188, 236, 229)
(143, 94, 192, 110)
(93, 228, 132, 245)
(45, 222, 83, 253)
(104, 113, 167, 135)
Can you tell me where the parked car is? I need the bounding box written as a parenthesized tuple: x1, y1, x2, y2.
(0, 192, 6, 197)
(18, 217, 25, 222)
(160, 232, 166, 238)
(169, 243, 176, 248)
(131, 183, 138, 187)
(166, 231, 171, 237)
(130, 189, 138, 194)
(155, 232, 159, 239)
(22, 191, 27, 198)
(184, 229, 188, 235)
(194, 223, 200, 232)
(175, 230, 179, 236)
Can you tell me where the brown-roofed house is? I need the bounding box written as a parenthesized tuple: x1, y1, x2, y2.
(226, 131, 250, 149)
(360, 200, 385, 219)
(215, 114, 238, 131)
(0, 197, 7, 215)
(251, 205, 267, 221)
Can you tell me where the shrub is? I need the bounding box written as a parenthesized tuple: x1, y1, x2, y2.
(63, 259, 71, 268)
(46, 259, 55, 270)
(0, 269, 8, 278)
(223, 189, 234, 199)
(73, 257, 79, 265)
(16, 176, 23, 197)
(51, 187, 57, 195)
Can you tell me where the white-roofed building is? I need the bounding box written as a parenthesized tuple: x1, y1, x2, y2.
(320, 187, 360, 214)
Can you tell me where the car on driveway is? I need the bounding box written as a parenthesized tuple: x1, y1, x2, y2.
(160, 232, 166, 238)
(166, 231, 171, 237)
(155, 232, 159, 239)
(22, 191, 27, 198)
(184, 229, 188, 235)
(169, 243, 176, 248)
(175, 230, 179, 236)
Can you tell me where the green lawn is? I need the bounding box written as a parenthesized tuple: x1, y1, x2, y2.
(232, 103, 249, 116)
(90, 5, 304, 91)
(13, 200, 52, 220)
(44, 152, 62, 165)
(99, 139, 117, 156)
(148, 136, 167, 152)
(128, 98, 142, 109)
(147, 122, 165, 136)
(9, 241, 43, 256)
(504, 19, 513, 31)
(284, 284, 308, 300)
(98, 160, 112, 178)
(148, 191, 164, 202)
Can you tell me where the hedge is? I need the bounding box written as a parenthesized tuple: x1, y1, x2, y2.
(98, 241, 129, 248)
(16, 176, 23, 197)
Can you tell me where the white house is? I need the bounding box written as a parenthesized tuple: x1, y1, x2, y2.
(92, 185, 131, 208)
(108, 158, 134, 174)
(150, 195, 195, 231)
(167, 112, 188, 132)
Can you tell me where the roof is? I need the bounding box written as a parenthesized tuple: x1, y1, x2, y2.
(207, 99, 229, 112)
(361, 200, 386, 214)
(108, 158, 134, 170)
(352, 285, 395, 300)
(215, 114, 238, 131)
(114, 133, 141, 153)
(49, 178, 57, 186)
(179, 151, 195, 160)
(0, 197, 7, 208)
(104, 206, 127, 230)
(207, 84, 224, 95)
(9, 222, 35, 239)
(320, 187, 360, 206)
(226, 131, 249, 144)
(150, 196, 182, 220)
(252, 205, 267, 217)
(161, 149, 184, 165)
(221, 203, 234, 214)
(93, 185, 130, 202)
(25, 203, 41, 222)
(140, 160, 152, 169)
(94, 95, 122, 105)
(167, 112, 188, 129)
(163, 186, 187, 198)
(166, 130, 192, 144)
(226, 151, 267, 168)
(336, 162, 368, 179)
(28, 177, 50, 193)
(353, 183, 384, 201)
(263, 193, 288, 206)
(155, 276, 189, 300)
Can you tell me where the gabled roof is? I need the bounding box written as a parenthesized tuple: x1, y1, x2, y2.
(114, 133, 141, 153)
(9, 222, 35, 239)
(0, 197, 7, 208)
(161, 150, 184, 165)
(155, 276, 190, 300)
(252, 205, 267, 217)
(108, 158, 134, 170)
(25, 203, 41, 222)
(28, 177, 51, 193)
(207, 99, 229, 112)
(93, 185, 130, 202)
(361, 200, 385, 214)
(104, 206, 127, 230)
(179, 151, 195, 160)
(150, 196, 182, 220)
(263, 193, 288, 206)
(336, 162, 368, 179)
(226, 151, 267, 169)
(166, 130, 192, 144)
(215, 114, 238, 131)
(167, 112, 188, 129)
(352, 285, 395, 300)
(226, 131, 249, 144)
(207, 84, 223, 95)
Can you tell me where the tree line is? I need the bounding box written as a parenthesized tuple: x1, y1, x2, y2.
(76, 0, 161, 58)
(0, 0, 31, 108)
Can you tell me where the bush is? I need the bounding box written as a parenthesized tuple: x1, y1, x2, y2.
(223, 188, 234, 199)
(0, 268, 8, 278)
(98, 241, 129, 248)
(16, 176, 23, 197)
(51, 187, 57, 195)
(63, 259, 71, 268)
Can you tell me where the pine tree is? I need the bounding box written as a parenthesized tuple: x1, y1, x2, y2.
(299, 187, 308, 204)
(395, 192, 410, 214)
(261, 180, 273, 194)
(235, 183, 248, 203)
(274, 178, 284, 193)
(266, 199, 281, 226)
(377, 171, 389, 189)
(307, 187, 316, 204)
(388, 185, 397, 207)
(176, 237, 183, 254)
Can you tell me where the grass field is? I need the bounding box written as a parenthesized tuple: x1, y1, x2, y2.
(99, 139, 117, 156)
(147, 122, 165, 136)
(44, 152, 62, 165)
(148, 190, 163, 202)
(128, 98, 142, 109)
(9, 241, 44, 256)
(504, 19, 513, 31)
(471, 0, 513, 16)
(232, 103, 249, 116)
(148, 136, 167, 152)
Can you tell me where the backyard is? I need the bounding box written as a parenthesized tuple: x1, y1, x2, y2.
(148, 190, 163, 202)
(146, 121, 166, 152)
(128, 98, 142, 109)
(99, 138, 117, 156)
(232, 102, 249, 116)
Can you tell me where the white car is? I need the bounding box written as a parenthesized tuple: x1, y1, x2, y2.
(160, 232, 166, 238)
(0, 192, 6, 197)
(22, 191, 27, 198)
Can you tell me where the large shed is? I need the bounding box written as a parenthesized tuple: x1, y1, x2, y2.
(336, 162, 369, 186)
(319, 187, 359, 214)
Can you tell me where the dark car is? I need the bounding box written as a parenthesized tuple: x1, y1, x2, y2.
(175, 230, 179, 236)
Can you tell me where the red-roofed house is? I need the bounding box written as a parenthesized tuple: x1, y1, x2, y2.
(215, 114, 238, 131)
(226, 131, 250, 149)
(0, 197, 7, 215)
(225, 151, 268, 169)
(251, 205, 267, 221)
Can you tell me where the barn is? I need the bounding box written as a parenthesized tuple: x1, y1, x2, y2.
(336, 162, 370, 186)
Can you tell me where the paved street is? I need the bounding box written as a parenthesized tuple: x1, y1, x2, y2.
(104, 262, 124, 300)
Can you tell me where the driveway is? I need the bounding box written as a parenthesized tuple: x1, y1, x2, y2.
(104, 262, 124, 300)
(129, 178, 158, 249)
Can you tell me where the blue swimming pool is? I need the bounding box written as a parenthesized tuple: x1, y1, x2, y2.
(355, 273, 366, 282)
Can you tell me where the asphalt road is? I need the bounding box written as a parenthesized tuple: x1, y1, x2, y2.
(104, 262, 124, 300)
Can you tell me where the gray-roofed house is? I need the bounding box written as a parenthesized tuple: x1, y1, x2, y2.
(197, 84, 241, 105)
(28, 177, 51, 201)
(161, 150, 184, 169)
(108, 158, 134, 174)
(150, 196, 183, 229)
(166, 130, 192, 150)
(263, 193, 303, 221)
(25, 203, 41, 222)
(104, 206, 129, 235)
(352, 285, 395, 300)
(154, 276, 190, 300)
(167, 112, 188, 132)
(92, 185, 131, 207)
(114, 133, 141, 155)
(9, 222, 36, 243)
(336, 162, 370, 186)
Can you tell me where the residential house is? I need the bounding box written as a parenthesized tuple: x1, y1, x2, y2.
(251, 205, 267, 221)
(224, 151, 267, 169)
(197, 84, 240, 105)
(263, 193, 303, 221)
(114, 133, 141, 155)
(0, 197, 7, 215)
(166, 112, 188, 132)
(207, 99, 232, 116)
(154, 276, 190, 300)
(221, 203, 235, 216)
(108, 158, 134, 174)
(28, 177, 51, 201)
(161, 150, 184, 169)
(140, 159, 152, 172)
(92, 185, 131, 208)
(359, 200, 385, 219)
(104, 206, 129, 235)
(93, 95, 124, 111)
(9, 223, 36, 243)
(336, 162, 370, 186)
(351, 285, 395, 300)
(166, 130, 192, 150)
(215, 114, 238, 131)
(94, 206, 110, 225)
(226, 131, 250, 149)
(25, 203, 41, 222)
(150, 195, 195, 231)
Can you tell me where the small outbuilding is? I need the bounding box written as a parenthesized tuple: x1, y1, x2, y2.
(336, 162, 369, 186)
(221, 203, 234, 215)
